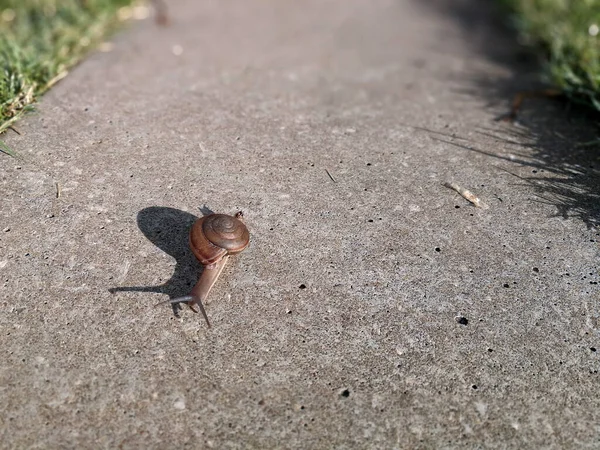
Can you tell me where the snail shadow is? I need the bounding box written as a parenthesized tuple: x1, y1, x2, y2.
(108, 206, 214, 315)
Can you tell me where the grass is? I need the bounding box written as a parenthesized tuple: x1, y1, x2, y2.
(0, 0, 142, 145)
(500, 0, 600, 112)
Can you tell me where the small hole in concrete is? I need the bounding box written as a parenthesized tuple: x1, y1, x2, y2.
(341, 389, 350, 398)
(299, 284, 306, 290)
(456, 316, 468, 326)
(435, 247, 441, 252)
(533, 267, 539, 272)
(503, 283, 509, 288)
(591, 347, 597, 352)
(471, 385, 478, 390)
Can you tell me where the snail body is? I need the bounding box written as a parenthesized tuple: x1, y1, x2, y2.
(158, 211, 249, 326)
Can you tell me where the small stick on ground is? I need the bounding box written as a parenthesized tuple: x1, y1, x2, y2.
(325, 168, 337, 183)
(152, 0, 169, 26)
(498, 88, 562, 122)
(55, 182, 62, 198)
(443, 182, 488, 209)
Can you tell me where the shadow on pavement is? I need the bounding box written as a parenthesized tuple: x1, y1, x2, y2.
(419, 0, 600, 228)
(108, 206, 212, 314)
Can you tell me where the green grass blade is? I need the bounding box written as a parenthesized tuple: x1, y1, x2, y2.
(0, 139, 17, 156)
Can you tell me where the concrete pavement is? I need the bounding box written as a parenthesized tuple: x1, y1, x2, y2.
(1, 0, 599, 447)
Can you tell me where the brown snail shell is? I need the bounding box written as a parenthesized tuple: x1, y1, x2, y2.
(190, 213, 250, 266)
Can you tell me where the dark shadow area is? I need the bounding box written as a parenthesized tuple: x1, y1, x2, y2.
(415, 0, 600, 228)
(108, 206, 214, 313)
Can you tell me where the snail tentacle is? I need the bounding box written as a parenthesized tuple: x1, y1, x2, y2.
(155, 295, 211, 327)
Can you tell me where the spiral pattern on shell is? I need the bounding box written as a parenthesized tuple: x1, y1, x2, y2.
(202, 214, 249, 252)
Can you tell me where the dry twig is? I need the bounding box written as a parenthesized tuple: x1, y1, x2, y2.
(443, 182, 488, 209)
(325, 168, 337, 183)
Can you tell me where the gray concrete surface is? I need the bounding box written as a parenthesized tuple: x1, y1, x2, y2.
(1, 0, 599, 448)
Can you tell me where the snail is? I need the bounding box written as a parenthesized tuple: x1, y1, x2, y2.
(157, 211, 250, 326)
